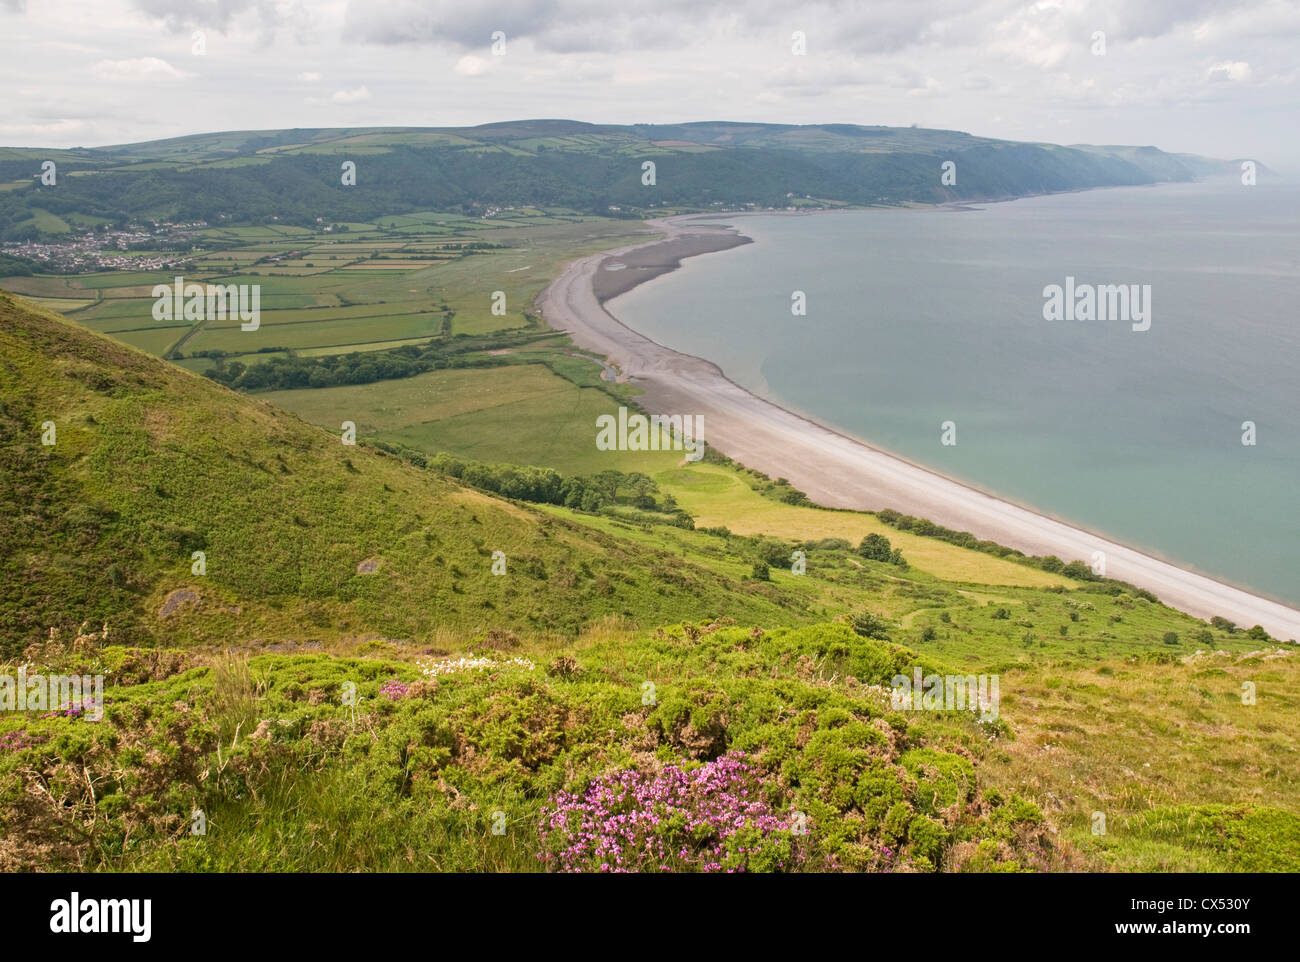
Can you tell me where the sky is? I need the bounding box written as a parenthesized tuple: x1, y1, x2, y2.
(1, 0, 1297, 170)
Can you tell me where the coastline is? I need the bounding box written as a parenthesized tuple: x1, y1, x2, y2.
(534, 211, 1300, 641)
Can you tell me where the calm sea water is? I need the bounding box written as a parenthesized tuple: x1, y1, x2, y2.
(611, 181, 1300, 606)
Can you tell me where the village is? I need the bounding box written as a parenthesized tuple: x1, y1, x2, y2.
(1, 221, 205, 272)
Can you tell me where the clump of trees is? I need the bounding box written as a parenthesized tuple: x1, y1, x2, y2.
(1207, 616, 1271, 641)
(370, 446, 692, 526)
(877, 508, 1020, 560)
(203, 342, 514, 392)
(857, 532, 906, 567)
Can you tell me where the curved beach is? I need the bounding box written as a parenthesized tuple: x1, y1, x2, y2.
(536, 215, 1300, 641)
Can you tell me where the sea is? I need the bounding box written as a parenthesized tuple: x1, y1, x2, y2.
(609, 180, 1300, 606)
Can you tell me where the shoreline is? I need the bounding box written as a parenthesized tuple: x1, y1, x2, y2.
(534, 211, 1300, 641)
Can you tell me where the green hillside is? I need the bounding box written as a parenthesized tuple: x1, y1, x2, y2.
(2, 293, 1297, 874)
(0, 291, 816, 654)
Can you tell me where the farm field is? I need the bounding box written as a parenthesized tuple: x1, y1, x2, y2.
(262, 362, 683, 476)
(2, 213, 656, 367)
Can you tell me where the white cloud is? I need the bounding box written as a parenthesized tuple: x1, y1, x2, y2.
(0, 118, 85, 137)
(454, 55, 489, 76)
(92, 57, 190, 81)
(331, 85, 372, 103)
(297, 71, 322, 82)
(1207, 60, 1252, 82)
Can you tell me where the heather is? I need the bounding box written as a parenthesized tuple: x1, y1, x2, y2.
(538, 753, 799, 872)
(0, 622, 1058, 872)
(3, 615, 1298, 872)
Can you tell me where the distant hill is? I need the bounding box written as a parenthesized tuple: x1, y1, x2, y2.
(0, 120, 1249, 240)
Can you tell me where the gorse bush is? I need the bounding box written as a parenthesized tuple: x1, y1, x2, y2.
(851, 610, 892, 640)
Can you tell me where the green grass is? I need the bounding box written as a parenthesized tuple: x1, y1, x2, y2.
(0, 275, 91, 298)
(261, 363, 684, 475)
(252, 351, 1074, 588)
(0, 293, 818, 654)
(190, 312, 445, 353)
(112, 326, 188, 356)
(984, 649, 1300, 871)
(21, 208, 72, 234)
(657, 462, 1071, 588)
(6, 295, 95, 314)
(0, 626, 1048, 872)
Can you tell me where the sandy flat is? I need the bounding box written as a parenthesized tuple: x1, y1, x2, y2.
(535, 215, 1300, 641)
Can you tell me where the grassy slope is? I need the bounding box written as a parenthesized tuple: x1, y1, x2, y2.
(0, 292, 813, 655)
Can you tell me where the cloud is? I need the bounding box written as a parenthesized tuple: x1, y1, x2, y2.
(1207, 60, 1252, 82)
(331, 85, 372, 103)
(128, 0, 320, 43)
(132, 0, 261, 31)
(455, 54, 489, 76)
(297, 71, 321, 81)
(337, 0, 1250, 59)
(344, 0, 720, 53)
(92, 57, 191, 80)
(0, 118, 85, 137)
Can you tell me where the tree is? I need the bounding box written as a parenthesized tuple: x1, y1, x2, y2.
(850, 610, 890, 639)
(751, 560, 770, 581)
(756, 539, 790, 567)
(593, 470, 623, 502)
(857, 533, 892, 562)
(1061, 560, 1095, 580)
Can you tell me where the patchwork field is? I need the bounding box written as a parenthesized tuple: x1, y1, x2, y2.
(2, 214, 656, 367)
